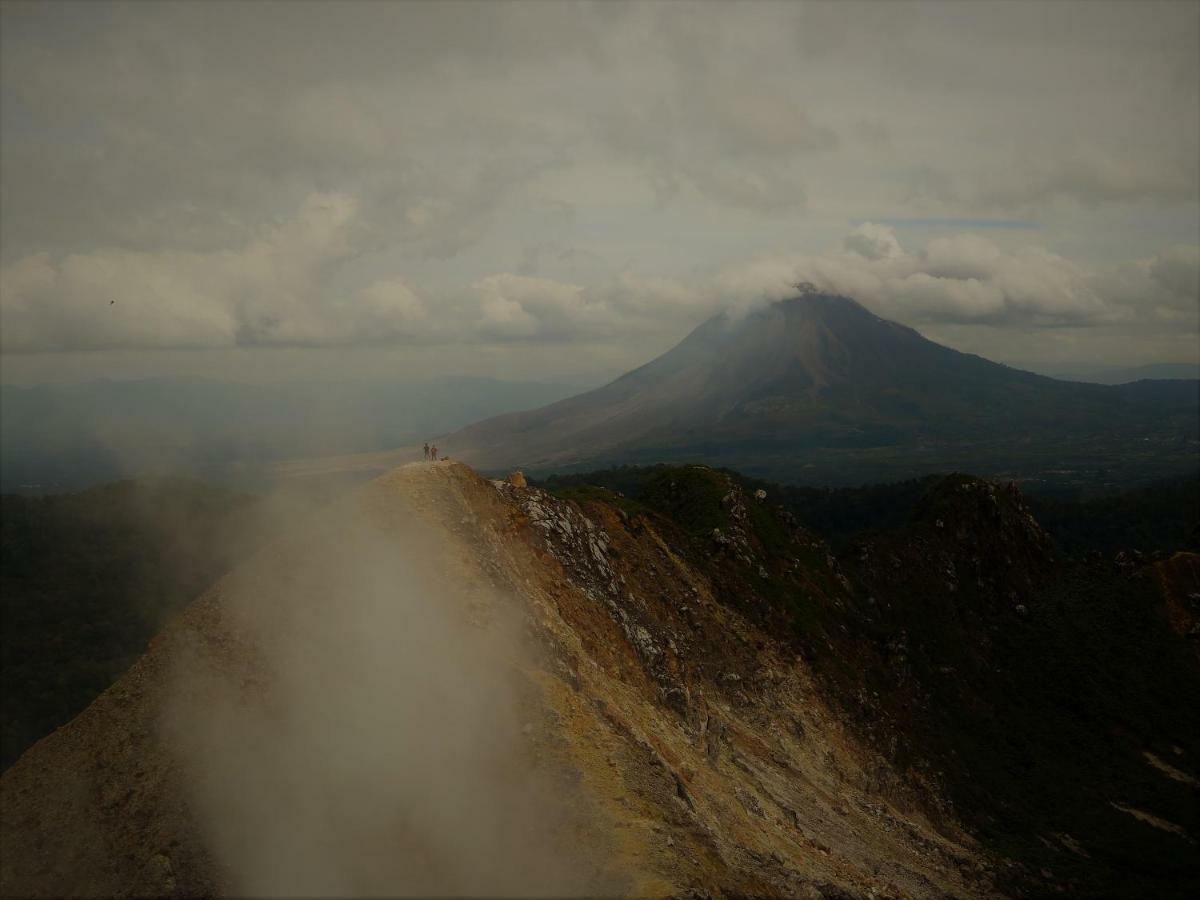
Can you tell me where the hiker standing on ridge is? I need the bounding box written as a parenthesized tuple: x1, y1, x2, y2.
(423, 442, 430, 460)
(431, 444, 438, 461)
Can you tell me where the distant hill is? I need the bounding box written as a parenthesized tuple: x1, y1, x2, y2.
(447, 293, 1199, 488)
(1044, 362, 1200, 384)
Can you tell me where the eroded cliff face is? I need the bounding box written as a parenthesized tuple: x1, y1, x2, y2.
(0, 460, 995, 898)
(477, 470, 992, 898)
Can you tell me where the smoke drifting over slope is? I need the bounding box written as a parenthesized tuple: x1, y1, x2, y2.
(162, 490, 596, 896)
(3, 460, 1006, 897)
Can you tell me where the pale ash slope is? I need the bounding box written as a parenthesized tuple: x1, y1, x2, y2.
(1, 461, 993, 897)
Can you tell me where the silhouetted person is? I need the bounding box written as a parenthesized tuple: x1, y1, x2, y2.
(423, 442, 430, 460)
(431, 445, 438, 461)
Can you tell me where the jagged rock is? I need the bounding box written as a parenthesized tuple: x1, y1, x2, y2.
(735, 787, 765, 818)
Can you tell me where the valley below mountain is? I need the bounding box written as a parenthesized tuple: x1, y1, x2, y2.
(2, 460, 1197, 897)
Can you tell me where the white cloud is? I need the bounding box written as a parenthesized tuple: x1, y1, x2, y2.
(1147, 245, 1200, 307)
(1099, 245, 1200, 324)
(0, 250, 238, 351)
(710, 225, 1194, 330)
(975, 150, 1200, 210)
(921, 234, 1004, 280)
(471, 271, 717, 341)
(601, 273, 704, 317)
(0, 184, 1194, 364)
(0, 1, 1195, 382)
(845, 223, 905, 261)
(0, 193, 431, 351)
(889, 273, 1008, 322)
(473, 275, 581, 339)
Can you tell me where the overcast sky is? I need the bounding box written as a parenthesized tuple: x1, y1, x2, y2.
(1, 0, 1197, 385)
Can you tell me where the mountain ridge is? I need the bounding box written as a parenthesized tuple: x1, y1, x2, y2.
(0, 460, 997, 897)
(3, 459, 1196, 896)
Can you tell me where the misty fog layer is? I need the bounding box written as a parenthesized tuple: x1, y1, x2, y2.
(0, 377, 587, 492)
(162, 492, 598, 896)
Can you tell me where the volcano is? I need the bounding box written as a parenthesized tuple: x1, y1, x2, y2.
(448, 293, 1199, 485)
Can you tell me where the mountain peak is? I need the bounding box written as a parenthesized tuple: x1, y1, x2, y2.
(775, 290, 873, 314)
(713, 292, 881, 329)
(443, 293, 1197, 486)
